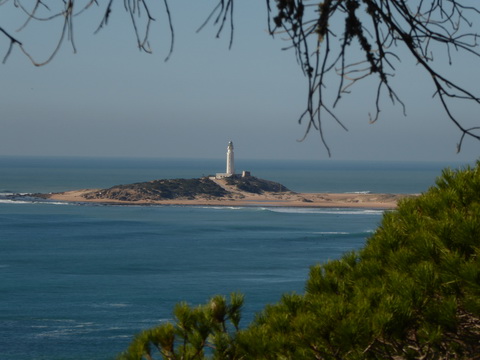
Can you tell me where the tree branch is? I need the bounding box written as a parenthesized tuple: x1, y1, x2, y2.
(2, 0, 480, 154)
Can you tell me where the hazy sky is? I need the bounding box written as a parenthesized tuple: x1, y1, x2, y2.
(1, 1, 479, 162)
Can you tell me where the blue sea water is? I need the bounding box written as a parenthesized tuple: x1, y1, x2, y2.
(0, 157, 473, 360)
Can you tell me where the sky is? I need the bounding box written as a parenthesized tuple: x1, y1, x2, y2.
(1, 0, 479, 162)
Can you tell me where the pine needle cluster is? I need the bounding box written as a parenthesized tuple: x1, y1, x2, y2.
(118, 294, 244, 360)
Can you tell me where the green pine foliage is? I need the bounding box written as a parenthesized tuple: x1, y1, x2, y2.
(117, 293, 244, 360)
(119, 162, 480, 359)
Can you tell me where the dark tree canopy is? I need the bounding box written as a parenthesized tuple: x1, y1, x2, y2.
(117, 161, 480, 359)
(2, 0, 480, 154)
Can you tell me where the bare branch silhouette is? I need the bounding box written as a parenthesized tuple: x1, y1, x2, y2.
(2, 0, 480, 153)
(269, 0, 480, 154)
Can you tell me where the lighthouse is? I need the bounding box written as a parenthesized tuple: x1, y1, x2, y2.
(226, 141, 234, 176)
(213, 141, 250, 180)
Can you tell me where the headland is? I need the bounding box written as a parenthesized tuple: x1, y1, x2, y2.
(37, 176, 412, 209)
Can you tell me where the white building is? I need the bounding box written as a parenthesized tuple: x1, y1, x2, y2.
(212, 141, 251, 180)
(226, 141, 234, 176)
(215, 141, 235, 179)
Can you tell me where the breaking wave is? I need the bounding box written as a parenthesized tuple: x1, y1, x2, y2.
(0, 198, 72, 206)
(260, 207, 384, 215)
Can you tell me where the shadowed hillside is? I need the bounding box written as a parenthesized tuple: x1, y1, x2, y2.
(225, 176, 290, 194)
(81, 176, 291, 202)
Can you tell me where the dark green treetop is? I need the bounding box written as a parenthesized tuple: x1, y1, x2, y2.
(119, 161, 480, 359)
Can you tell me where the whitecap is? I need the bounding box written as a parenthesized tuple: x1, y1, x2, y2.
(0, 199, 33, 204)
(107, 303, 130, 308)
(241, 277, 299, 283)
(313, 231, 350, 235)
(344, 191, 372, 194)
(139, 318, 172, 323)
(107, 335, 131, 339)
(49, 319, 76, 323)
(200, 206, 245, 210)
(91, 302, 130, 308)
(45, 201, 72, 206)
(34, 320, 98, 338)
(0, 198, 73, 206)
(74, 322, 94, 328)
(262, 207, 384, 215)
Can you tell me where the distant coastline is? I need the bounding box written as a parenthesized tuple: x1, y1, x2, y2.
(37, 176, 413, 209)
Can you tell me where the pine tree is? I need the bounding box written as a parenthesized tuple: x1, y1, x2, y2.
(120, 162, 480, 359)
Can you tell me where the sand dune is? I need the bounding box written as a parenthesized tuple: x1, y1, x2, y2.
(47, 187, 411, 209)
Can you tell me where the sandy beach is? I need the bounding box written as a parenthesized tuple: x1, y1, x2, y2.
(46, 188, 411, 209)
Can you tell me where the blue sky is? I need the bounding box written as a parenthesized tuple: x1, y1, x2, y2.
(1, 0, 479, 162)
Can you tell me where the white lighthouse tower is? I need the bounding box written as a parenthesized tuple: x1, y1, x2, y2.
(213, 141, 249, 180)
(226, 141, 235, 176)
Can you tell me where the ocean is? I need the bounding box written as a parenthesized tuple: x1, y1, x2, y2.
(0, 156, 473, 360)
